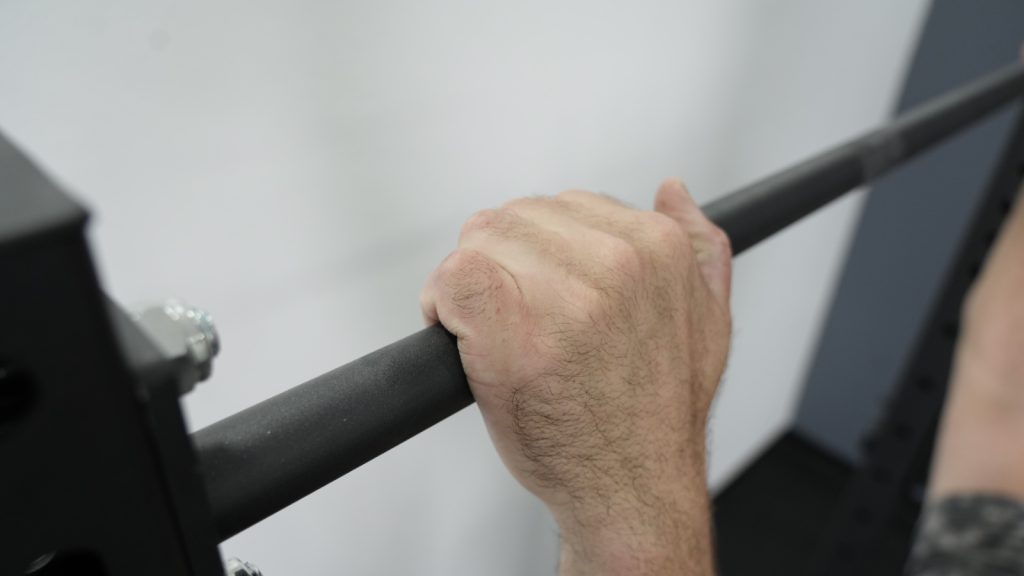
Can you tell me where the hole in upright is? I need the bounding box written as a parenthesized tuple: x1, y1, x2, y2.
(0, 359, 36, 434)
(892, 422, 913, 442)
(941, 321, 959, 341)
(26, 550, 107, 575)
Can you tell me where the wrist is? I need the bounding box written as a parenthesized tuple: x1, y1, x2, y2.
(552, 474, 714, 576)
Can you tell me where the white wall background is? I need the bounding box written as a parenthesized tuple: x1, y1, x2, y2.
(0, 1, 929, 574)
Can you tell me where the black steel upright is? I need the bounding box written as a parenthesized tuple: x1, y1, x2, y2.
(0, 135, 222, 575)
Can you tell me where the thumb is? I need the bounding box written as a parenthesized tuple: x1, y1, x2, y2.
(654, 178, 700, 226)
(654, 178, 733, 306)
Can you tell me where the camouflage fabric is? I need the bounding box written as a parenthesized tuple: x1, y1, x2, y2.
(907, 494, 1024, 576)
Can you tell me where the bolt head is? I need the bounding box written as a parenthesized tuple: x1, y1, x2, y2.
(224, 557, 263, 576)
(133, 299, 220, 393)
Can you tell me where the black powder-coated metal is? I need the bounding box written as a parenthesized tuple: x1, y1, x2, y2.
(194, 325, 471, 540)
(0, 132, 223, 575)
(195, 61, 1024, 541)
(704, 61, 1024, 253)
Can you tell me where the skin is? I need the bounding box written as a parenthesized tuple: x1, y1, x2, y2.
(420, 179, 732, 575)
(928, 184, 1024, 500)
(929, 45, 1024, 500)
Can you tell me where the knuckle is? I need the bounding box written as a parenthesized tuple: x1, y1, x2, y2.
(558, 189, 629, 209)
(636, 212, 691, 264)
(643, 211, 689, 247)
(503, 196, 545, 211)
(556, 189, 601, 205)
(502, 196, 566, 220)
(460, 209, 503, 238)
(442, 249, 497, 282)
(438, 249, 504, 318)
(604, 237, 642, 282)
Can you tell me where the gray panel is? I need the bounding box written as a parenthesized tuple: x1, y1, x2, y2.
(794, 0, 1024, 462)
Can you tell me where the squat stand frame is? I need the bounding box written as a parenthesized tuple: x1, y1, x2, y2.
(1, 62, 1022, 575)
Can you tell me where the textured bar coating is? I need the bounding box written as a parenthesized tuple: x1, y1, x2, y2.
(705, 61, 1024, 253)
(193, 324, 470, 540)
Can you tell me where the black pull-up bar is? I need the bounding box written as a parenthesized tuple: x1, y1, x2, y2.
(193, 62, 1024, 541)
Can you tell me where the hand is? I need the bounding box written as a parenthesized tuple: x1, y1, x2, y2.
(420, 179, 732, 575)
(929, 184, 1024, 500)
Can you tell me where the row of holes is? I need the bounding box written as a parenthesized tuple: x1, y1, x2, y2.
(836, 162, 1023, 568)
(2, 367, 109, 575)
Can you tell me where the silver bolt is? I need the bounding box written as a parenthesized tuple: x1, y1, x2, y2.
(133, 299, 221, 394)
(224, 557, 263, 576)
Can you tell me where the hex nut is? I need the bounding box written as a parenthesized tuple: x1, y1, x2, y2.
(133, 299, 220, 394)
(225, 557, 263, 576)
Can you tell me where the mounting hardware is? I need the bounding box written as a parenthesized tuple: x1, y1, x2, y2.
(133, 299, 220, 394)
(224, 557, 263, 576)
